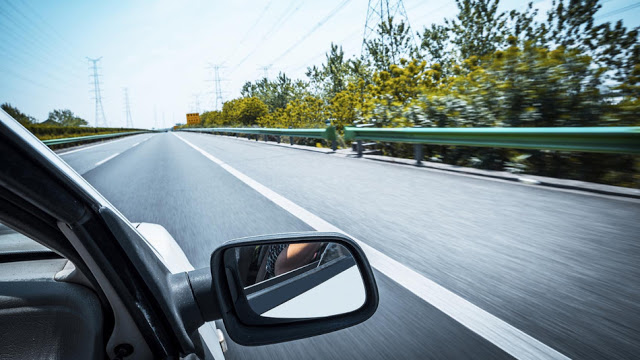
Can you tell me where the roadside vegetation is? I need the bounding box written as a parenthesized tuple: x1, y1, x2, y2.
(190, 0, 639, 188)
(1, 103, 142, 140)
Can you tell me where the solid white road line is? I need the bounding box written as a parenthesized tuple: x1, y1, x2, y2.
(95, 152, 120, 167)
(173, 133, 569, 360)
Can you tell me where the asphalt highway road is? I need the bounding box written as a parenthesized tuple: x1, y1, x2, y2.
(58, 132, 640, 359)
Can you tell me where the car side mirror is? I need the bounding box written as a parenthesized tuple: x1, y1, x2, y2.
(210, 232, 379, 346)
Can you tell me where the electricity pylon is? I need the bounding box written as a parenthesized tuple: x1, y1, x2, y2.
(361, 0, 415, 62)
(260, 64, 272, 79)
(207, 63, 226, 111)
(87, 57, 108, 127)
(123, 88, 133, 128)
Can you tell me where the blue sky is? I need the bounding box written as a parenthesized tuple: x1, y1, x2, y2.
(1, 0, 638, 129)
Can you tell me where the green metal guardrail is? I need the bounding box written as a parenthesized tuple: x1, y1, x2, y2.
(180, 127, 338, 150)
(42, 131, 147, 146)
(180, 125, 639, 164)
(344, 126, 640, 163)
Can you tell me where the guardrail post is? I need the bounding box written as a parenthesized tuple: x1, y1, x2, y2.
(264, 134, 267, 142)
(277, 135, 281, 144)
(326, 125, 337, 151)
(357, 140, 363, 157)
(414, 144, 423, 166)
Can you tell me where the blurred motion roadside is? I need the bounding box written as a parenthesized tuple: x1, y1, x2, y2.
(192, 0, 640, 188)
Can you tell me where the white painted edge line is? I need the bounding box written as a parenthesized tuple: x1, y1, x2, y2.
(95, 152, 120, 167)
(190, 132, 640, 204)
(172, 133, 570, 360)
(59, 133, 149, 156)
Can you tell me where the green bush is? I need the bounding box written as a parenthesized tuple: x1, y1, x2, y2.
(25, 124, 144, 140)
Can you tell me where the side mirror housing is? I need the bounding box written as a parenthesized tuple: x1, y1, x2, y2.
(210, 232, 379, 346)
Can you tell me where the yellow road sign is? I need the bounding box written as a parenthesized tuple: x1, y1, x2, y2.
(186, 113, 200, 125)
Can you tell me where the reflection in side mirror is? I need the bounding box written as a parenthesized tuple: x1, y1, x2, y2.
(210, 232, 378, 346)
(228, 242, 366, 319)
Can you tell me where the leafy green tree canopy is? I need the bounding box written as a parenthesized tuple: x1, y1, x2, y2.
(241, 73, 309, 111)
(1, 103, 37, 125)
(202, 97, 268, 127)
(46, 109, 88, 127)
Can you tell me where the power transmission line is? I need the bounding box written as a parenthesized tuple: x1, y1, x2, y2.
(406, 0, 429, 12)
(596, 3, 640, 20)
(123, 88, 133, 128)
(0, 68, 54, 91)
(0, 3, 84, 76)
(230, 0, 306, 73)
(240, 1, 273, 44)
(18, 0, 79, 54)
(291, 26, 363, 73)
(270, 0, 353, 65)
(256, 0, 301, 41)
(191, 93, 201, 113)
(87, 57, 108, 127)
(0, 5, 82, 93)
(0, 18, 83, 80)
(0, 0, 87, 99)
(0, 41, 75, 87)
(224, 1, 274, 64)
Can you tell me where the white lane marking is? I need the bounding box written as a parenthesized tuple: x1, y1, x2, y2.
(89, 135, 152, 170)
(95, 152, 120, 167)
(132, 134, 154, 148)
(173, 133, 569, 360)
(59, 134, 149, 156)
(203, 132, 640, 204)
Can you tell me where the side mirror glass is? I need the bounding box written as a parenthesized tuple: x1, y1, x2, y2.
(210, 232, 378, 346)
(230, 241, 366, 319)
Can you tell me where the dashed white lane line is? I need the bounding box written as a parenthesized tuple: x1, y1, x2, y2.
(173, 133, 569, 360)
(91, 135, 153, 168)
(95, 152, 120, 167)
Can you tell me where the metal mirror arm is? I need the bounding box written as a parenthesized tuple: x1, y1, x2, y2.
(187, 268, 222, 323)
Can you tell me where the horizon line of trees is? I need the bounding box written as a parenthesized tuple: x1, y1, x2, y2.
(2, 102, 89, 127)
(1, 103, 144, 141)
